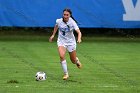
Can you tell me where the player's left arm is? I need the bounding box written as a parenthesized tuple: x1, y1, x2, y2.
(72, 18, 82, 43)
(75, 29, 82, 43)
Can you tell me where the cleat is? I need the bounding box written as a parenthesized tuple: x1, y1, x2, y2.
(76, 57, 82, 69)
(63, 74, 69, 80)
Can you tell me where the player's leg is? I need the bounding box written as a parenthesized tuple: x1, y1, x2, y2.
(69, 50, 82, 69)
(58, 46, 66, 61)
(58, 46, 69, 80)
(67, 45, 82, 69)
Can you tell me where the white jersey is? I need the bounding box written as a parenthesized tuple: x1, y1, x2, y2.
(56, 17, 79, 46)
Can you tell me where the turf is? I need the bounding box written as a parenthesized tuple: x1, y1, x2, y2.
(0, 36, 140, 93)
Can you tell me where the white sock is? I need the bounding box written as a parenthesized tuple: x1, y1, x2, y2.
(60, 60, 68, 75)
(76, 57, 79, 64)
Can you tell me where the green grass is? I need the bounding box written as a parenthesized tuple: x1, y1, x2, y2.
(0, 36, 140, 93)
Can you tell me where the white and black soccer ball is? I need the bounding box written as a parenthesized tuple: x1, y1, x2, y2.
(35, 71, 47, 81)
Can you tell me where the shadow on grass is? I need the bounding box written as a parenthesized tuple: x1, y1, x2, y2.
(7, 80, 19, 84)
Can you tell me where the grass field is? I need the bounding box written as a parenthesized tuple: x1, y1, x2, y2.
(0, 36, 140, 93)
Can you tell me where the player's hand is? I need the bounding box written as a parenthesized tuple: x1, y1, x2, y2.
(77, 39, 82, 43)
(49, 35, 54, 42)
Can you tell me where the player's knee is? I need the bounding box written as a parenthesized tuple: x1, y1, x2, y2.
(60, 56, 65, 61)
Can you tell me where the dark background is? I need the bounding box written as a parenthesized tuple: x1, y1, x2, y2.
(0, 27, 140, 38)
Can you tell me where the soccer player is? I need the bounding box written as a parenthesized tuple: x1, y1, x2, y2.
(49, 8, 82, 80)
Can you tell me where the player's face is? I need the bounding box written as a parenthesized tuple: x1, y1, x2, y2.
(63, 11, 70, 22)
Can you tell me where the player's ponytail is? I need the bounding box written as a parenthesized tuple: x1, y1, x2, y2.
(70, 15, 78, 24)
(63, 8, 78, 24)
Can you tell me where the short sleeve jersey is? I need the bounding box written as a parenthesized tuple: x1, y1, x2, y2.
(56, 17, 79, 45)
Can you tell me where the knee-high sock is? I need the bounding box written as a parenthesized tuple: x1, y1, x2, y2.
(60, 60, 68, 75)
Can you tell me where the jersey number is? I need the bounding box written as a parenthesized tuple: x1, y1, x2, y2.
(62, 31, 65, 36)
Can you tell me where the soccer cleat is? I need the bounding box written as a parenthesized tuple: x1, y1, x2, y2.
(63, 74, 69, 80)
(76, 57, 82, 69)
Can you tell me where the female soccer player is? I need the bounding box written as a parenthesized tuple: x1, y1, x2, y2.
(49, 8, 82, 80)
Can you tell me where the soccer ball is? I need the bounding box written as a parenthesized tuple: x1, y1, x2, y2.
(35, 71, 47, 81)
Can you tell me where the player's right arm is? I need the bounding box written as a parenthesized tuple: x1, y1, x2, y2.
(49, 24, 58, 42)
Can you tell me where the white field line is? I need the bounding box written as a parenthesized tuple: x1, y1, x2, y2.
(2, 84, 119, 88)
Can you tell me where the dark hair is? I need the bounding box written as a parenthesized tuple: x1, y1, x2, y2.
(63, 8, 78, 23)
